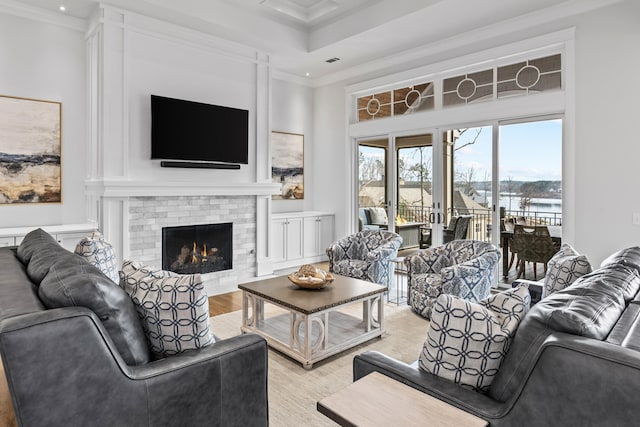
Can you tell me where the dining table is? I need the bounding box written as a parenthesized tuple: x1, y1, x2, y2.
(500, 225, 562, 280)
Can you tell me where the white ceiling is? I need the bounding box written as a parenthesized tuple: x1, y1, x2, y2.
(12, 0, 621, 81)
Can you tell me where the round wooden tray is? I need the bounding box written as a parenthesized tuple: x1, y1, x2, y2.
(287, 271, 335, 289)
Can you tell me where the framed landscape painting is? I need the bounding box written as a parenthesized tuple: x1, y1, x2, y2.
(271, 131, 304, 200)
(0, 95, 61, 204)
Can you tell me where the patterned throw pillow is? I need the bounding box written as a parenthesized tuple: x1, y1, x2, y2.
(419, 284, 531, 393)
(119, 260, 215, 359)
(543, 244, 592, 297)
(75, 231, 119, 284)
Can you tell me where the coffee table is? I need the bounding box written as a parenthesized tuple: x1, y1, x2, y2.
(318, 372, 488, 426)
(238, 273, 385, 369)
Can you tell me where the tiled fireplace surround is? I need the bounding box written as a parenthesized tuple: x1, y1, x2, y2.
(90, 179, 279, 296)
(127, 196, 257, 294)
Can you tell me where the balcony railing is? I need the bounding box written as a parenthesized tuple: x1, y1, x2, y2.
(392, 204, 562, 243)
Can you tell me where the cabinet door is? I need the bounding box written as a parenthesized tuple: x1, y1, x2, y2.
(286, 217, 304, 261)
(55, 232, 92, 252)
(317, 215, 335, 255)
(272, 218, 288, 264)
(303, 217, 319, 257)
(0, 237, 15, 247)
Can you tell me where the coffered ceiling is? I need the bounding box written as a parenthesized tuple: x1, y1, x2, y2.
(11, 0, 623, 81)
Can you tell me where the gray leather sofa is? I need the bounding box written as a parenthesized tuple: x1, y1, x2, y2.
(354, 247, 640, 426)
(0, 229, 268, 427)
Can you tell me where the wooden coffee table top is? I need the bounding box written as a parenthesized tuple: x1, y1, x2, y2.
(318, 372, 488, 427)
(238, 274, 385, 315)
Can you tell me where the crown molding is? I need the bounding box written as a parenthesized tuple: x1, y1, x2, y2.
(0, 0, 86, 31)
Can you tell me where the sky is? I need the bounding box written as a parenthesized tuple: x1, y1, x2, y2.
(362, 118, 562, 183)
(455, 119, 562, 182)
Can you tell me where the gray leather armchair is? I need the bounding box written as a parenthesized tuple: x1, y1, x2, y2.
(0, 229, 268, 427)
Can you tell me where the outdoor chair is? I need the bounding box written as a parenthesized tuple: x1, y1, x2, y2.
(419, 215, 472, 248)
(513, 224, 557, 280)
(326, 229, 402, 287)
(404, 240, 501, 319)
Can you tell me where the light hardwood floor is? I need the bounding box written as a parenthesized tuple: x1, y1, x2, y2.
(208, 290, 243, 316)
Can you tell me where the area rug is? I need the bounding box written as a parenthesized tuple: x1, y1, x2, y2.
(210, 303, 429, 427)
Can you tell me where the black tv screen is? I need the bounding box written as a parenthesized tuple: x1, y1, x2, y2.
(151, 95, 249, 164)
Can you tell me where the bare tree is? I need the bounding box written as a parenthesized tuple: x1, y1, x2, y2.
(520, 186, 534, 216)
(454, 128, 483, 152)
(456, 166, 476, 196)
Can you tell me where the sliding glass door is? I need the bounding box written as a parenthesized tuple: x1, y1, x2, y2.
(440, 126, 494, 245)
(357, 133, 438, 249)
(498, 118, 563, 282)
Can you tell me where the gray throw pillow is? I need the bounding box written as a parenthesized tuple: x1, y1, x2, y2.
(544, 244, 592, 297)
(39, 260, 151, 366)
(17, 228, 62, 285)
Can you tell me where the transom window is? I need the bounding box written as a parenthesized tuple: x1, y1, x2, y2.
(354, 53, 561, 122)
(357, 82, 434, 122)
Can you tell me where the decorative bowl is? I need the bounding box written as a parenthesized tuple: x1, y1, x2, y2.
(287, 270, 334, 289)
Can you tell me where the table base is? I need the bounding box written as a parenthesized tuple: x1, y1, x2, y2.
(241, 292, 384, 369)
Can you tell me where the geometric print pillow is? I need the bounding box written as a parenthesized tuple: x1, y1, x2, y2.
(419, 284, 531, 393)
(120, 259, 178, 280)
(74, 231, 119, 284)
(543, 244, 592, 297)
(119, 260, 215, 359)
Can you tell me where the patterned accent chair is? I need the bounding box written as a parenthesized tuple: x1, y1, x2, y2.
(404, 240, 501, 319)
(326, 229, 402, 287)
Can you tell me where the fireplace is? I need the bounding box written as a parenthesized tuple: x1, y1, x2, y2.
(162, 223, 232, 274)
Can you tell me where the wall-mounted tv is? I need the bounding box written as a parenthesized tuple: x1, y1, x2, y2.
(151, 95, 249, 165)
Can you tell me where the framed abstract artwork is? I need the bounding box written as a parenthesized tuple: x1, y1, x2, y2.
(271, 131, 304, 200)
(0, 95, 62, 204)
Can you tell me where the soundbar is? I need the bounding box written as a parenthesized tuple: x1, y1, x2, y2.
(160, 161, 241, 170)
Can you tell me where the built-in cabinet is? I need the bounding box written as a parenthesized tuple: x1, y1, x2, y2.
(272, 212, 334, 270)
(0, 224, 97, 252)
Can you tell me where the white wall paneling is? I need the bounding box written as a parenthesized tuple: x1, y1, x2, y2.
(85, 5, 279, 291)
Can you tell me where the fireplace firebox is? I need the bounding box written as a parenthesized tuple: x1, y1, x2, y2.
(162, 223, 232, 275)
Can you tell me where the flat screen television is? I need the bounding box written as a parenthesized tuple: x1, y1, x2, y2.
(151, 95, 249, 165)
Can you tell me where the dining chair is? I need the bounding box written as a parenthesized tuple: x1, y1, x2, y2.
(512, 224, 557, 280)
(443, 215, 472, 243)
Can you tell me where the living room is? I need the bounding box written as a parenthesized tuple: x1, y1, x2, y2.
(1, 0, 640, 425)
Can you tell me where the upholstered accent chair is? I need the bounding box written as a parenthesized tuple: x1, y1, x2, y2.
(326, 230, 402, 287)
(404, 240, 501, 319)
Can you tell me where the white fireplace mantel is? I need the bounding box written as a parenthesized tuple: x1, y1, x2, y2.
(85, 179, 281, 198)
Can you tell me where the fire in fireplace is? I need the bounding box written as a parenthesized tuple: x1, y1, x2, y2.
(162, 223, 232, 275)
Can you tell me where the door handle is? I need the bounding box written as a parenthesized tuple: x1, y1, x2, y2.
(437, 213, 442, 224)
(429, 212, 435, 224)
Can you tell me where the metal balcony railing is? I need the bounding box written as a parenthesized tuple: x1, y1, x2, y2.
(391, 204, 562, 244)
